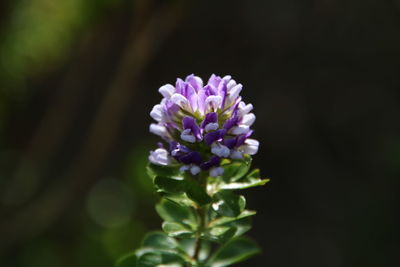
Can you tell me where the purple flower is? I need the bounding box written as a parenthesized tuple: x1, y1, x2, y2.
(148, 74, 259, 176)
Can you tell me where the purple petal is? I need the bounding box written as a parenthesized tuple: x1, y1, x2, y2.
(185, 74, 203, 91)
(204, 129, 226, 145)
(218, 79, 228, 109)
(169, 141, 178, 151)
(185, 85, 198, 111)
(180, 151, 202, 165)
(207, 74, 222, 91)
(182, 116, 201, 140)
(157, 142, 164, 148)
(164, 99, 180, 116)
(203, 84, 217, 96)
(197, 89, 207, 114)
(175, 78, 186, 94)
(223, 113, 239, 130)
(200, 155, 221, 170)
(169, 141, 190, 155)
(236, 130, 253, 147)
(223, 138, 237, 149)
(201, 112, 218, 128)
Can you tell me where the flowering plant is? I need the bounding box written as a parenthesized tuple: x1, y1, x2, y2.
(116, 74, 269, 267)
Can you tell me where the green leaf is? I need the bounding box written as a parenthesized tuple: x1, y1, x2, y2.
(185, 178, 212, 206)
(204, 226, 236, 244)
(142, 232, 179, 250)
(136, 249, 185, 267)
(162, 221, 194, 238)
(155, 198, 196, 226)
(228, 217, 252, 237)
(115, 252, 136, 267)
(212, 191, 246, 217)
(207, 237, 261, 267)
(221, 156, 251, 182)
(179, 238, 211, 262)
(220, 169, 269, 190)
(164, 193, 196, 207)
(209, 210, 256, 227)
(147, 163, 182, 180)
(154, 176, 187, 194)
(137, 252, 161, 267)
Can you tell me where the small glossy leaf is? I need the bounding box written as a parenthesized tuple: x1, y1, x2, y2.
(136, 250, 184, 267)
(164, 193, 196, 207)
(204, 226, 236, 244)
(221, 156, 251, 182)
(220, 168, 270, 190)
(228, 217, 252, 237)
(115, 252, 136, 267)
(209, 210, 256, 227)
(207, 237, 261, 267)
(212, 191, 246, 217)
(186, 178, 212, 205)
(147, 163, 182, 180)
(154, 176, 187, 194)
(142, 231, 179, 250)
(162, 221, 194, 238)
(179, 238, 211, 262)
(155, 198, 196, 225)
(137, 252, 162, 267)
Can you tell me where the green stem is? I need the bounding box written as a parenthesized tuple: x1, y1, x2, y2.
(193, 206, 205, 262)
(191, 173, 209, 266)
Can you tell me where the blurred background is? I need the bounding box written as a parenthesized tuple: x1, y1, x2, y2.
(1, 0, 400, 266)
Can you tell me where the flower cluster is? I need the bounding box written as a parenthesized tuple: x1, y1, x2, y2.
(149, 74, 259, 177)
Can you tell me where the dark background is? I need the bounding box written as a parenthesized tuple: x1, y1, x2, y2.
(1, 0, 400, 266)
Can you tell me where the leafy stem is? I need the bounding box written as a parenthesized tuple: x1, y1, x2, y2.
(116, 161, 268, 267)
(193, 205, 205, 263)
(192, 172, 209, 265)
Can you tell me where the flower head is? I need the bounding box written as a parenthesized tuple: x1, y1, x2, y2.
(149, 74, 259, 176)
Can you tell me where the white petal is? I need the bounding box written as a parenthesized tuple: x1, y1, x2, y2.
(241, 113, 256, 126)
(158, 84, 175, 98)
(180, 165, 190, 172)
(205, 95, 222, 110)
(243, 139, 259, 155)
(230, 125, 250, 135)
(211, 143, 230, 158)
(222, 75, 232, 81)
(149, 148, 170, 165)
(150, 104, 164, 122)
(210, 167, 224, 177)
(228, 84, 242, 101)
(190, 165, 201, 175)
(149, 124, 168, 138)
(227, 79, 237, 90)
(238, 102, 253, 117)
(245, 138, 259, 146)
(171, 93, 189, 107)
(181, 129, 196, 143)
(204, 122, 219, 132)
(230, 150, 243, 159)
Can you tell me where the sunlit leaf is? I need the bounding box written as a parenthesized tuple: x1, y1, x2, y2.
(219, 168, 269, 190)
(155, 198, 197, 227)
(208, 210, 256, 227)
(142, 232, 179, 251)
(203, 226, 236, 244)
(185, 178, 212, 206)
(147, 163, 182, 180)
(154, 176, 187, 194)
(212, 191, 246, 217)
(162, 222, 194, 238)
(221, 156, 251, 182)
(207, 237, 261, 267)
